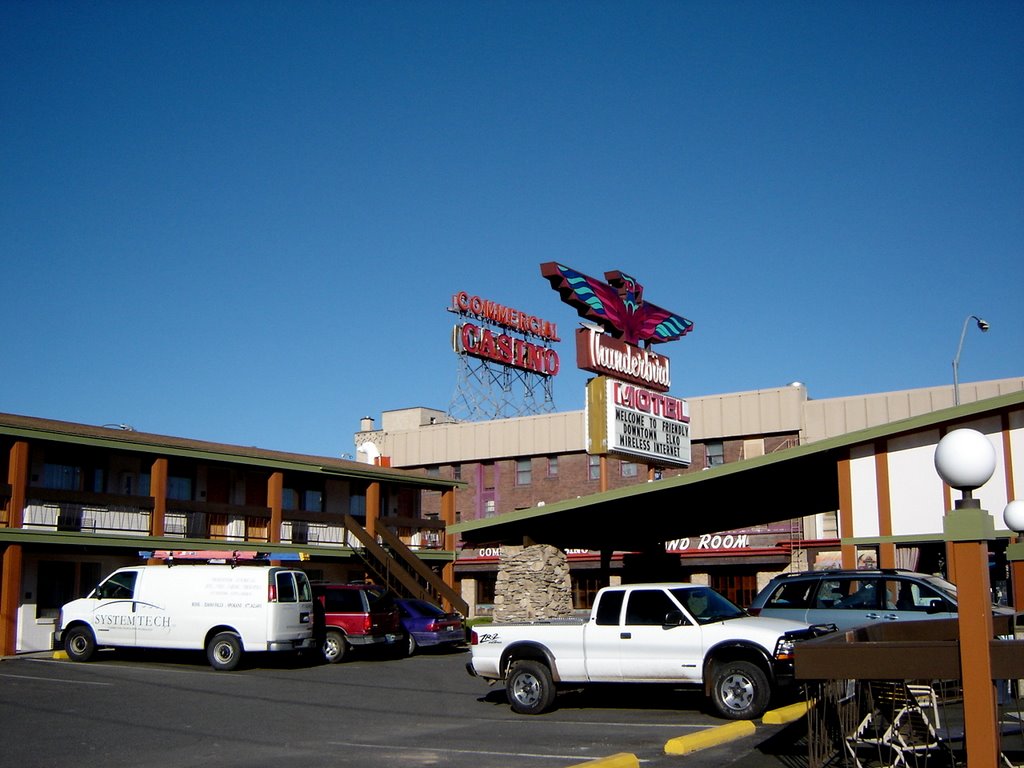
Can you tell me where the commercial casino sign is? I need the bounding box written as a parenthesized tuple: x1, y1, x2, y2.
(450, 291, 561, 376)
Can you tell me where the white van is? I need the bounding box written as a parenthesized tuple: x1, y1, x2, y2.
(56, 564, 315, 670)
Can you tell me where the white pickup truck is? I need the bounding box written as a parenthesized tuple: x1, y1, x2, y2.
(467, 582, 830, 719)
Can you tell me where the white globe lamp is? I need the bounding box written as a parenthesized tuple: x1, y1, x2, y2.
(1005, 499, 1024, 534)
(934, 428, 996, 496)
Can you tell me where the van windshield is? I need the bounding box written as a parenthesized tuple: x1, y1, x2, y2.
(95, 571, 137, 600)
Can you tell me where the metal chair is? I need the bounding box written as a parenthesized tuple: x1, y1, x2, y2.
(845, 681, 954, 767)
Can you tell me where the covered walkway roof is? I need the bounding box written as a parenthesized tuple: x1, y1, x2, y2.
(449, 391, 1024, 552)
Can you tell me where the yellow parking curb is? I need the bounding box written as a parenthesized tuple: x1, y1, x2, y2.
(664, 720, 756, 755)
(52, 651, 68, 660)
(762, 699, 814, 725)
(567, 753, 638, 768)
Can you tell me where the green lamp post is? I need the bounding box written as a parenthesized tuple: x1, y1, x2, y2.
(934, 428, 999, 765)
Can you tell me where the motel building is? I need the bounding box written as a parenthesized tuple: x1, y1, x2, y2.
(0, 415, 464, 656)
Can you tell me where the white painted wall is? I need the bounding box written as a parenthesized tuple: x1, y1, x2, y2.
(888, 430, 944, 537)
(846, 413, 1021, 541)
(849, 444, 879, 538)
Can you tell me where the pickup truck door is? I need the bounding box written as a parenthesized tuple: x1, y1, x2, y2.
(616, 588, 703, 683)
(583, 590, 625, 679)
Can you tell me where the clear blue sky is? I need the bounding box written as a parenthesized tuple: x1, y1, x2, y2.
(2, 1, 1022, 458)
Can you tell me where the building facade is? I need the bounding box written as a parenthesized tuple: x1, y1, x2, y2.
(356, 377, 1024, 615)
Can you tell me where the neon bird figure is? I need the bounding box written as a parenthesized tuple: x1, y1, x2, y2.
(540, 262, 694, 348)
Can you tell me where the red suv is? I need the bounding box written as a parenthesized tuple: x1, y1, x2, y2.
(312, 583, 402, 663)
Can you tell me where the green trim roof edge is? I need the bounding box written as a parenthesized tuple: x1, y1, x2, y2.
(0, 527, 458, 560)
(449, 389, 1024, 535)
(0, 413, 465, 492)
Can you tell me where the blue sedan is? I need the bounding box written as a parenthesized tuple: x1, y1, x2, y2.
(395, 598, 466, 656)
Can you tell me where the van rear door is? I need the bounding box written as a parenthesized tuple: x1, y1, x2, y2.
(268, 569, 313, 642)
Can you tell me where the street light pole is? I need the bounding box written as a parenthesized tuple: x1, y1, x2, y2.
(952, 315, 990, 405)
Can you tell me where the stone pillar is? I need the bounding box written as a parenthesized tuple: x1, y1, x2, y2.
(493, 544, 573, 622)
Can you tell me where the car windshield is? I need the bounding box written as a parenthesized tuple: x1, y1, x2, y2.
(406, 599, 445, 617)
(919, 574, 959, 602)
(671, 587, 745, 625)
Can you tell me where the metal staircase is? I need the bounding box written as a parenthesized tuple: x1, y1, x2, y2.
(343, 514, 468, 615)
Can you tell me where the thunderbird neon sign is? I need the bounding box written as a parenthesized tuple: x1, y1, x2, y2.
(539, 262, 693, 347)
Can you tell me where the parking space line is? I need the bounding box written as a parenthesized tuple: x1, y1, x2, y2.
(568, 754, 638, 768)
(0, 672, 112, 686)
(325, 740, 609, 762)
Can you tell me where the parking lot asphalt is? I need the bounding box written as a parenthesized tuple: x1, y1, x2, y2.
(4, 649, 815, 768)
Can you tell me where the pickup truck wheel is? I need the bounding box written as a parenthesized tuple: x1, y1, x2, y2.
(710, 660, 769, 720)
(64, 626, 96, 662)
(323, 630, 347, 663)
(506, 660, 555, 715)
(207, 632, 243, 671)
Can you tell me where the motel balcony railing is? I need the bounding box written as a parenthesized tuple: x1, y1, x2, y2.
(21, 489, 154, 536)
(4, 488, 447, 552)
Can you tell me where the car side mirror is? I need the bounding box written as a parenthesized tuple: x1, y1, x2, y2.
(663, 610, 685, 628)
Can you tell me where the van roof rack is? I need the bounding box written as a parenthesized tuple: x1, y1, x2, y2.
(139, 550, 309, 566)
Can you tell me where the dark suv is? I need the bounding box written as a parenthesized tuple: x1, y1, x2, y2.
(748, 568, 1014, 632)
(312, 583, 402, 663)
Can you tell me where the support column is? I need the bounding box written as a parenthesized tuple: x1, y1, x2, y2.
(0, 441, 29, 656)
(6, 441, 28, 528)
(441, 487, 457, 611)
(1002, 415, 1022, 610)
(837, 455, 857, 569)
(267, 471, 283, 544)
(946, 503, 1000, 766)
(599, 455, 609, 493)
(874, 449, 896, 569)
(1011, 540, 1024, 613)
(150, 458, 167, 536)
(365, 482, 380, 539)
(600, 548, 613, 588)
(148, 458, 167, 565)
(938, 429, 959, 583)
(0, 545, 22, 656)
